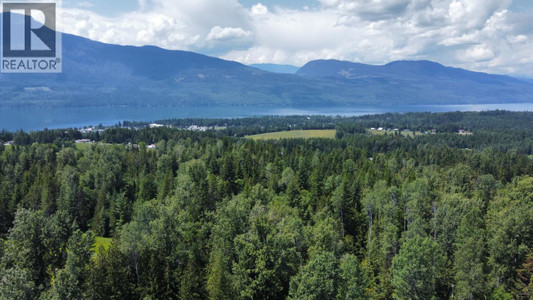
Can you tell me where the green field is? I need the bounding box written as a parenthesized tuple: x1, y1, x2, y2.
(246, 130, 336, 140)
(76, 143, 115, 150)
(75, 143, 93, 150)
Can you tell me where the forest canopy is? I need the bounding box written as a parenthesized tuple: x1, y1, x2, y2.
(0, 111, 532, 299)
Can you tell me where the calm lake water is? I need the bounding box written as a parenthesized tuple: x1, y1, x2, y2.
(1, 103, 533, 131)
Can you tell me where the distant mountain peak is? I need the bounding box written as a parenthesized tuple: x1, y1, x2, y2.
(0, 31, 531, 108)
(297, 59, 501, 80)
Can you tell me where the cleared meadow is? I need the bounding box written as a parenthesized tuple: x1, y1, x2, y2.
(246, 130, 336, 140)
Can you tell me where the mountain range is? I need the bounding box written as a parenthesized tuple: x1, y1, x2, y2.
(1, 31, 532, 108)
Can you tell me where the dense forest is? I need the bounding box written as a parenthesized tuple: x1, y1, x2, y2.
(0, 111, 533, 299)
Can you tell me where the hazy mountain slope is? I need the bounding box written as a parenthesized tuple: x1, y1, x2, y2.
(297, 60, 533, 104)
(0, 34, 338, 107)
(0, 30, 532, 108)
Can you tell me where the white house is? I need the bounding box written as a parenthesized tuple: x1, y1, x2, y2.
(75, 139, 92, 144)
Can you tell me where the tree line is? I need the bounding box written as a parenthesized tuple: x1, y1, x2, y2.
(0, 112, 532, 299)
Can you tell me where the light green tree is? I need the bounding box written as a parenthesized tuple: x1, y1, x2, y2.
(392, 236, 444, 300)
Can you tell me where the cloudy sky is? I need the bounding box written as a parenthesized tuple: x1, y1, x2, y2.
(61, 0, 533, 76)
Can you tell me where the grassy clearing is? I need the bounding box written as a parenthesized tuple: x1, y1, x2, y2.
(75, 143, 94, 150)
(93, 237, 112, 254)
(246, 130, 336, 141)
(76, 143, 115, 150)
(529, 155, 533, 160)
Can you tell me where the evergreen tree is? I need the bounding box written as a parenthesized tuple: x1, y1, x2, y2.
(47, 230, 94, 300)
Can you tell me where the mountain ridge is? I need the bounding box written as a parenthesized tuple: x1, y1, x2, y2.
(0, 29, 532, 108)
(298, 59, 523, 82)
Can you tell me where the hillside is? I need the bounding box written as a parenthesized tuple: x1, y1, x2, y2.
(0, 30, 532, 107)
(297, 59, 533, 104)
(0, 33, 332, 108)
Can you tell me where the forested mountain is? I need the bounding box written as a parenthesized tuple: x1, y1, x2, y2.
(0, 112, 532, 299)
(297, 60, 533, 104)
(1, 23, 532, 107)
(0, 33, 322, 108)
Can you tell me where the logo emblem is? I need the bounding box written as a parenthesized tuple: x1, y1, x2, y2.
(1, 1, 62, 73)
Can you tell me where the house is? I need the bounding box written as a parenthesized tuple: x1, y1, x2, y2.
(127, 142, 139, 149)
(457, 130, 473, 136)
(79, 128, 92, 134)
(187, 125, 209, 132)
(75, 139, 92, 144)
(377, 127, 384, 131)
(3, 141, 14, 146)
(149, 123, 164, 128)
(147, 144, 157, 149)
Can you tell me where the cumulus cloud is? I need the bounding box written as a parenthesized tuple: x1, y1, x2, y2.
(207, 26, 251, 41)
(251, 3, 268, 16)
(62, 9, 198, 49)
(460, 44, 496, 62)
(60, 0, 533, 76)
(62, 0, 250, 51)
(205, 26, 253, 53)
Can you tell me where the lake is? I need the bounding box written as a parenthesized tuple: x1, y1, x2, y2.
(2, 103, 533, 131)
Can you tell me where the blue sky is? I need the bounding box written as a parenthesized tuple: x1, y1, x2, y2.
(65, 0, 533, 15)
(64, 0, 320, 16)
(64, 0, 136, 16)
(61, 0, 533, 76)
(510, 0, 533, 11)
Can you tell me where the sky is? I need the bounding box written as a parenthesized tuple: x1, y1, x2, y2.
(60, 0, 533, 76)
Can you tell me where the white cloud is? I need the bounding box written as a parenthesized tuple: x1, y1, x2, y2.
(62, 9, 198, 49)
(508, 34, 528, 44)
(460, 44, 496, 62)
(207, 26, 251, 41)
(251, 3, 268, 16)
(60, 0, 533, 76)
